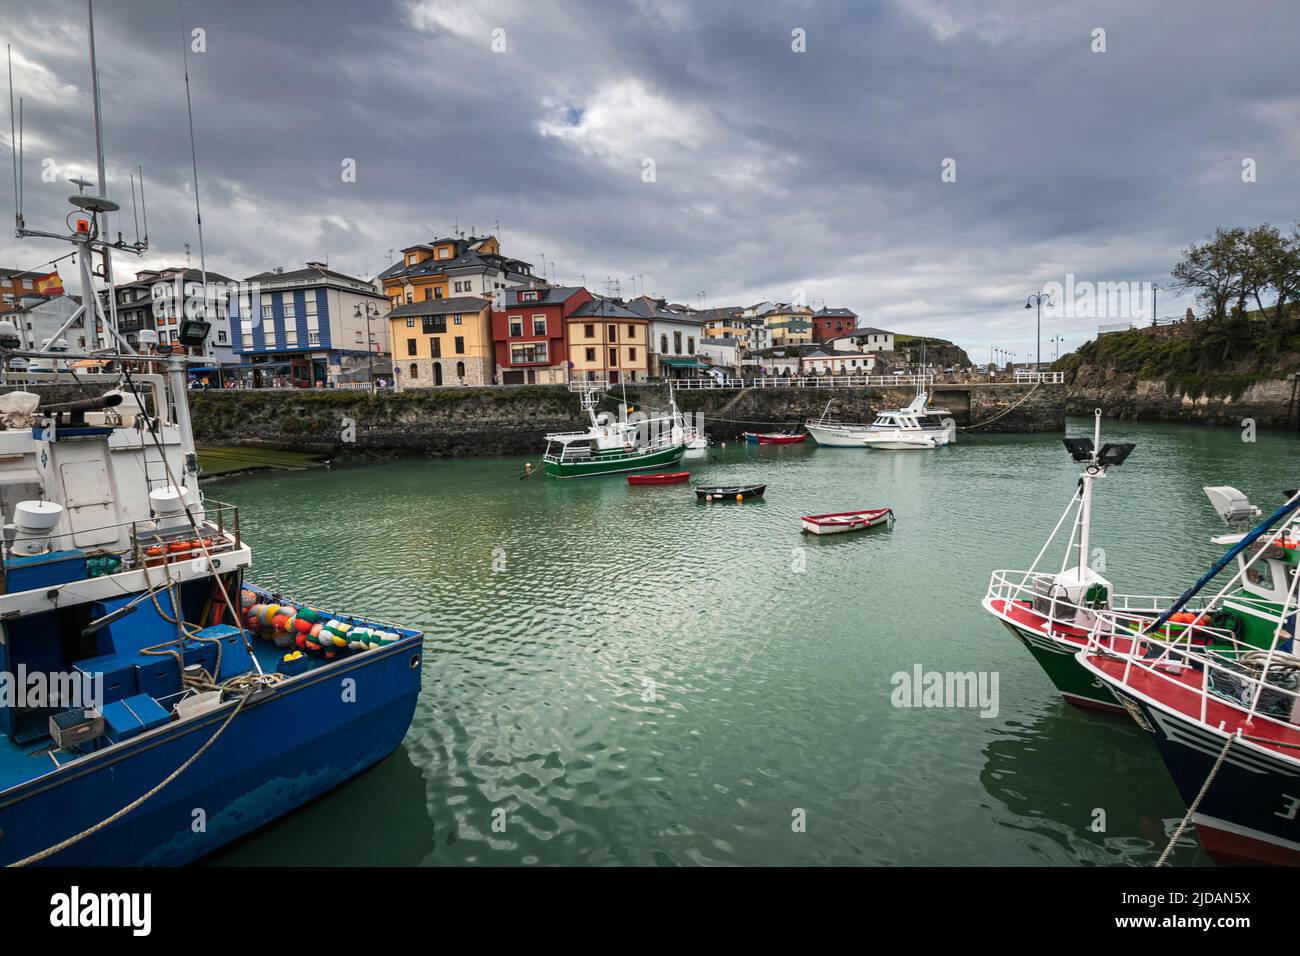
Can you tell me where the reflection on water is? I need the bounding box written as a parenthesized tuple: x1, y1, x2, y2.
(202, 419, 1300, 866)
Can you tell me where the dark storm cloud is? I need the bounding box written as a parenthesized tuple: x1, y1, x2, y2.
(1, 0, 1296, 358)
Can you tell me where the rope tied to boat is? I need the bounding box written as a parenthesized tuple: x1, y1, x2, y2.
(1154, 730, 1237, 867)
(6, 672, 281, 867)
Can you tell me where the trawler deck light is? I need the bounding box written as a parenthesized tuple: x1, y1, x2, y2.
(1204, 485, 1261, 527)
(1097, 442, 1135, 467)
(1062, 436, 1094, 462)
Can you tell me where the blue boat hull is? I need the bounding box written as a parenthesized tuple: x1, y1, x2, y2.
(0, 637, 422, 866)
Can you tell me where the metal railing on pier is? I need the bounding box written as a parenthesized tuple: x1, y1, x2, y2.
(667, 374, 935, 390)
(1013, 370, 1065, 384)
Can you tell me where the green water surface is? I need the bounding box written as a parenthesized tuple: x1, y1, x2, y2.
(204, 418, 1300, 866)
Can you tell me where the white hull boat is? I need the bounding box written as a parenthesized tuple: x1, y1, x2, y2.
(801, 508, 894, 535)
(861, 431, 937, 450)
(805, 394, 955, 448)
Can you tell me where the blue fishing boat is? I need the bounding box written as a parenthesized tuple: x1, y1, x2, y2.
(0, 2, 423, 866)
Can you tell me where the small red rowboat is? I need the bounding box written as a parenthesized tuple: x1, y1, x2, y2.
(743, 431, 807, 445)
(627, 472, 691, 486)
(800, 508, 893, 535)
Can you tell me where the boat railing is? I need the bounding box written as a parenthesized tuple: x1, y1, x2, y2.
(1082, 610, 1300, 735)
(0, 499, 242, 591)
(985, 569, 1208, 639)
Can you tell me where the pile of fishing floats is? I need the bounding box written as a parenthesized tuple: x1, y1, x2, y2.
(240, 589, 400, 656)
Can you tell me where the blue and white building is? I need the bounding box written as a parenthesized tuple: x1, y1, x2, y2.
(233, 262, 392, 386)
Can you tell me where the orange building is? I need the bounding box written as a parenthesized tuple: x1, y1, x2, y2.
(566, 296, 650, 384)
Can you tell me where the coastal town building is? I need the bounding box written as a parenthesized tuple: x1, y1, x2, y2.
(625, 295, 707, 379)
(389, 296, 494, 389)
(378, 234, 541, 307)
(812, 307, 858, 343)
(761, 303, 815, 347)
(234, 262, 391, 387)
(827, 327, 894, 352)
(5, 294, 81, 350)
(0, 266, 65, 316)
(566, 296, 650, 384)
(492, 285, 592, 385)
(96, 267, 238, 364)
(799, 347, 878, 375)
(697, 335, 741, 376)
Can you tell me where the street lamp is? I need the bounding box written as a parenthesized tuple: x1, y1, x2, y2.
(1025, 291, 1052, 370)
(354, 302, 382, 391)
(1051, 334, 1065, 361)
(1151, 282, 1160, 328)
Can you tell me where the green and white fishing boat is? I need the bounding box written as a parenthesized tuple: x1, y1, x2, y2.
(541, 383, 690, 479)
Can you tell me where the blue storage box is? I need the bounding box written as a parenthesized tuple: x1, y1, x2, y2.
(100, 693, 169, 742)
(191, 624, 254, 681)
(74, 653, 138, 704)
(4, 549, 87, 593)
(134, 655, 182, 699)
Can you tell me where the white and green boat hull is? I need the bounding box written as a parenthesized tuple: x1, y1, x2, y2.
(545, 443, 686, 479)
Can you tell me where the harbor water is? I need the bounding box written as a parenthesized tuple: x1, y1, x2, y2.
(204, 419, 1300, 866)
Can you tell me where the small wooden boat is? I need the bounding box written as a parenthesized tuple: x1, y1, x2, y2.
(696, 483, 766, 500)
(627, 471, 690, 485)
(801, 508, 893, 535)
(743, 431, 807, 445)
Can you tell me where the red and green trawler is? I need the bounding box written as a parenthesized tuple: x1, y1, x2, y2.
(1078, 486, 1300, 865)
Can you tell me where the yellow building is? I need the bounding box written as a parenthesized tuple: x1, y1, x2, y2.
(379, 234, 539, 307)
(389, 296, 494, 388)
(566, 297, 650, 384)
(762, 303, 815, 347)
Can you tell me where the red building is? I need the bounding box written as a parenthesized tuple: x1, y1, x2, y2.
(491, 286, 592, 384)
(812, 307, 858, 343)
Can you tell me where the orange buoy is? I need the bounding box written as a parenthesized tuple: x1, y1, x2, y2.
(736, 494, 743, 502)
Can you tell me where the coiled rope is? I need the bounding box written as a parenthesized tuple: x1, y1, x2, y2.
(1154, 730, 1236, 867)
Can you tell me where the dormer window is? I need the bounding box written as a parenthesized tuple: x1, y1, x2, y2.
(520, 290, 539, 302)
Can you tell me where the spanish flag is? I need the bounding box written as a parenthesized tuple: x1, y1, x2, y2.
(35, 272, 64, 295)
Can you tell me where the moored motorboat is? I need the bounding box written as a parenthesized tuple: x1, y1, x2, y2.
(860, 431, 936, 450)
(742, 431, 806, 445)
(543, 385, 686, 478)
(696, 483, 766, 500)
(627, 472, 690, 485)
(806, 394, 955, 448)
(801, 508, 893, 535)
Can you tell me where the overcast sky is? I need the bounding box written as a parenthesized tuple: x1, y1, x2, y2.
(0, 0, 1296, 362)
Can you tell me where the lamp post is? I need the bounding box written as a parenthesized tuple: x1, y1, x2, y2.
(1025, 291, 1052, 371)
(1151, 282, 1159, 327)
(1051, 334, 1065, 361)
(354, 301, 381, 391)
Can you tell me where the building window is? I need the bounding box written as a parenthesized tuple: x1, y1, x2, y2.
(430, 337, 441, 358)
(407, 338, 417, 356)
(510, 341, 548, 364)
(585, 347, 596, 362)
(284, 300, 295, 319)
(608, 347, 617, 366)
(422, 316, 447, 334)
(410, 363, 419, 379)
(424, 288, 433, 300)
(532, 315, 546, 335)
(406, 317, 415, 328)
(456, 361, 465, 380)
(673, 331, 682, 354)
(454, 336, 465, 354)
(520, 290, 539, 302)
(584, 324, 596, 339)
(217, 330, 227, 343)
(626, 324, 635, 338)
(509, 318, 523, 337)
(608, 325, 617, 342)
(308, 330, 320, 345)
(688, 337, 695, 354)
(454, 314, 462, 325)
(629, 347, 637, 361)
(660, 334, 668, 353)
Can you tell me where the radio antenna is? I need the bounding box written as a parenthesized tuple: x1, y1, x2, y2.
(179, 0, 211, 360)
(7, 44, 18, 229)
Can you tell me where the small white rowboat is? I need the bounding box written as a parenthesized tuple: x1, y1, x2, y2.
(800, 508, 894, 535)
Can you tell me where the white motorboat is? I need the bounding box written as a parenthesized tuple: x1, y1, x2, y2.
(860, 431, 937, 450)
(805, 394, 955, 448)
